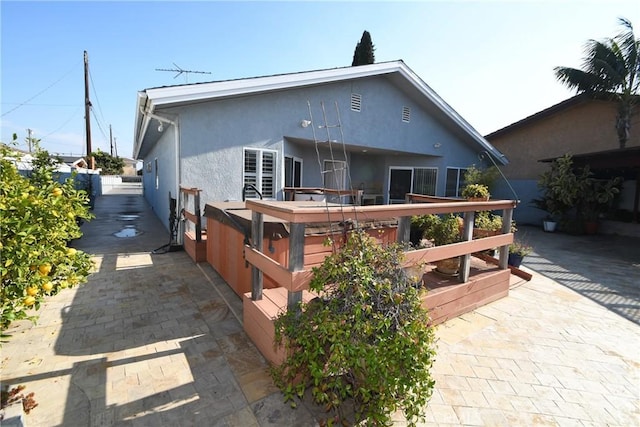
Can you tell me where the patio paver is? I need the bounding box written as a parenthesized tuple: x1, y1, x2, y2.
(1, 190, 638, 426)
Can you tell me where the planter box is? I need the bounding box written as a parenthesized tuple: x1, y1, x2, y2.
(422, 262, 510, 325)
(184, 230, 207, 262)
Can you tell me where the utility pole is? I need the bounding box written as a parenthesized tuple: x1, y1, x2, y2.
(27, 128, 33, 153)
(113, 137, 118, 158)
(84, 50, 94, 169)
(109, 124, 113, 156)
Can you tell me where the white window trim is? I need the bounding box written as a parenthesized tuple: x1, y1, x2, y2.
(243, 147, 278, 199)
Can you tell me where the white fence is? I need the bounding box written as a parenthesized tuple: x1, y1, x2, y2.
(101, 175, 142, 194)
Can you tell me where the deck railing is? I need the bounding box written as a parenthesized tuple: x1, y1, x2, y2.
(179, 186, 203, 242)
(244, 196, 516, 310)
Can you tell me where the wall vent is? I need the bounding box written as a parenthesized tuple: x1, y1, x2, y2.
(351, 93, 362, 112)
(402, 106, 411, 123)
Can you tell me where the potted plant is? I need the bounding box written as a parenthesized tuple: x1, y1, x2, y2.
(461, 183, 490, 201)
(531, 198, 559, 232)
(414, 213, 462, 275)
(472, 211, 504, 238)
(508, 240, 532, 268)
(578, 172, 622, 235)
(534, 154, 581, 232)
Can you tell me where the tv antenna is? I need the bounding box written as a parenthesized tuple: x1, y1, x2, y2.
(155, 63, 212, 83)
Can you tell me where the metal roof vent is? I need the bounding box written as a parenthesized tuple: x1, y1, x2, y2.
(351, 93, 362, 112)
(402, 106, 411, 123)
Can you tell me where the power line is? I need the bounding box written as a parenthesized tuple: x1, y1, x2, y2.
(90, 107, 109, 142)
(88, 68, 108, 128)
(1, 103, 78, 107)
(41, 106, 83, 140)
(1, 59, 82, 117)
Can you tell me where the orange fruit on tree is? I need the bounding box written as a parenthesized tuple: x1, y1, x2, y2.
(38, 263, 52, 276)
(26, 286, 38, 296)
(52, 187, 63, 197)
(24, 296, 36, 306)
(66, 248, 77, 256)
(42, 281, 54, 292)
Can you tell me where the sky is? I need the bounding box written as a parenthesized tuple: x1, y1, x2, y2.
(2, 1, 639, 159)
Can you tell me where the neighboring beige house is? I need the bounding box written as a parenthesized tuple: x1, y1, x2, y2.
(486, 94, 640, 225)
(121, 157, 140, 176)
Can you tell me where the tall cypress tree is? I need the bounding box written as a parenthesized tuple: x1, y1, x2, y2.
(352, 30, 375, 66)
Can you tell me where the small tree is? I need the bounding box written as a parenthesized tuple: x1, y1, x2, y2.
(90, 149, 124, 175)
(554, 18, 639, 148)
(352, 30, 375, 66)
(1, 137, 94, 331)
(272, 231, 436, 425)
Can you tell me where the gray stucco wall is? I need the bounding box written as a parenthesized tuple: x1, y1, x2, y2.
(142, 131, 178, 231)
(141, 74, 495, 224)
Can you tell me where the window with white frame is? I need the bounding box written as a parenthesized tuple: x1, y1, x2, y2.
(243, 148, 277, 199)
(445, 167, 467, 197)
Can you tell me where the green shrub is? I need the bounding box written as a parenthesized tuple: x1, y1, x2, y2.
(271, 231, 437, 426)
(461, 183, 490, 200)
(1, 141, 94, 331)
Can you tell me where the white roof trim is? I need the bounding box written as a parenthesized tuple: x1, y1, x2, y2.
(135, 61, 506, 164)
(144, 62, 405, 106)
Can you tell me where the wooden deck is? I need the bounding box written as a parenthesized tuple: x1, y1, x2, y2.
(243, 257, 510, 365)
(204, 195, 520, 366)
(421, 258, 510, 325)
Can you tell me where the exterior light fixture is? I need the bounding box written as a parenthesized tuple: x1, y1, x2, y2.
(300, 119, 311, 128)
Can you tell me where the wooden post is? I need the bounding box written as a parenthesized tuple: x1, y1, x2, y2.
(499, 207, 513, 269)
(460, 210, 475, 282)
(251, 211, 264, 301)
(287, 222, 305, 310)
(397, 216, 410, 245)
(194, 190, 202, 242)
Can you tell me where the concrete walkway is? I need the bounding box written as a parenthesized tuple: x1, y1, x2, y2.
(1, 192, 638, 426)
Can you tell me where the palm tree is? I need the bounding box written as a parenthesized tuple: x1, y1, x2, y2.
(554, 18, 639, 148)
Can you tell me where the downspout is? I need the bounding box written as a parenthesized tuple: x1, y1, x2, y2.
(140, 108, 183, 244)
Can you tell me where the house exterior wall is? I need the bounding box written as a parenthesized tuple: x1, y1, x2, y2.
(489, 100, 640, 181)
(141, 75, 494, 227)
(142, 131, 178, 231)
(487, 99, 640, 224)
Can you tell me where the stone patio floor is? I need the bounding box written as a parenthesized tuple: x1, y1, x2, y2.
(1, 189, 638, 426)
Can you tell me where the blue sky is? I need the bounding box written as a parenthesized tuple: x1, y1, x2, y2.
(2, 1, 639, 159)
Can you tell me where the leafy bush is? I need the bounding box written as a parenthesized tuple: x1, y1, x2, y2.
(1, 142, 94, 331)
(90, 149, 124, 175)
(461, 183, 490, 200)
(463, 164, 499, 189)
(271, 231, 437, 426)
